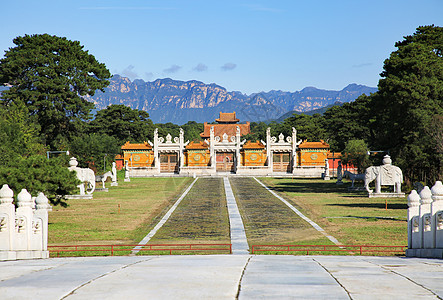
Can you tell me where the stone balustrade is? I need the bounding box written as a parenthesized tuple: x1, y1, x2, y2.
(406, 181, 443, 258)
(0, 184, 52, 260)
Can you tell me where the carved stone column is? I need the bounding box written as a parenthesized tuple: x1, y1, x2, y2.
(210, 126, 215, 171)
(235, 126, 241, 171)
(179, 128, 185, 169)
(431, 181, 443, 248)
(34, 192, 51, 256)
(154, 128, 160, 173)
(15, 189, 33, 253)
(419, 186, 433, 249)
(266, 127, 272, 171)
(0, 184, 15, 252)
(407, 190, 421, 249)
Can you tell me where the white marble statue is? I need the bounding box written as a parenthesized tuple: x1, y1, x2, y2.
(323, 159, 330, 180)
(111, 162, 118, 186)
(68, 157, 95, 195)
(364, 155, 403, 196)
(124, 160, 130, 182)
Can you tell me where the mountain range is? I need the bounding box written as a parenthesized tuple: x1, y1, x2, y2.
(0, 74, 374, 124)
(87, 75, 377, 124)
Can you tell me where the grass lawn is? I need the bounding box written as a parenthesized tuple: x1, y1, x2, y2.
(229, 177, 332, 247)
(150, 178, 230, 244)
(258, 177, 408, 247)
(48, 176, 193, 245)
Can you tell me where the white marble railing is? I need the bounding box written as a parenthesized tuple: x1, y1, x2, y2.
(0, 184, 51, 260)
(407, 181, 443, 258)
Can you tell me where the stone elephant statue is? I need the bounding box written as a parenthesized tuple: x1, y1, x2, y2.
(68, 157, 96, 195)
(364, 166, 380, 193)
(364, 165, 403, 194)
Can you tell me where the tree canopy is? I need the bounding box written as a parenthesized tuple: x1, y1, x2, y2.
(0, 34, 111, 148)
(341, 140, 371, 173)
(69, 133, 120, 172)
(88, 104, 155, 144)
(371, 25, 443, 182)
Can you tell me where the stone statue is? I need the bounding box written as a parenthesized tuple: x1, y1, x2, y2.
(68, 157, 95, 196)
(111, 162, 118, 186)
(336, 161, 343, 184)
(96, 171, 112, 189)
(124, 160, 130, 182)
(323, 159, 330, 180)
(364, 155, 404, 197)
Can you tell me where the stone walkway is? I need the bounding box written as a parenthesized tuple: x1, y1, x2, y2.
(224, 177, 249, 254)
(1, 255, 443, 299)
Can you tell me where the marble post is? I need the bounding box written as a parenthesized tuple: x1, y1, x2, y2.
(235, 126, 241, 171)
(210, 126, 215, 171)
(266, 127, 272, 171)
(33, 192, 51, 256)
(431, 181, 443, 248)
(15, 189, 33, 256)
(179, 128, 185, 170)
(154, 128, 160, 173)
(407, 190, 421, 249)
(419, 186, 433, 249)
(0, 185, 15, 252)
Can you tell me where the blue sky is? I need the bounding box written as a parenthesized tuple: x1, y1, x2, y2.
(1, 0, 442, 94)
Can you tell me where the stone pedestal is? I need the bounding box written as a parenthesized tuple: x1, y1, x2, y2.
(368, 192, 405, 198)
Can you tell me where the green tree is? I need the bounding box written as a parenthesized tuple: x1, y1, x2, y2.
(181, 121, 204, 142)
(322, 95, 374, 151)
(0, 34, 110, 148)
(242, 121, 268, 141)
(277, 113, 326, 142)
(69, 133, 120, 172)
(155, 122, 180, 140)
(341, 139, 370, 173)
(89, 104, 154, 144)
(372, 25, 443, 183)
(0, 104, 46, 165)
(0, 155, 79, 207)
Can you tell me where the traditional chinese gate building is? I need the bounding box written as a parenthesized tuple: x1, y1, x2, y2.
(121, 112, 332, 177)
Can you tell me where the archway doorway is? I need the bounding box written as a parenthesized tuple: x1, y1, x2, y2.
(160, 153, 178, 173)
(216, 152, 235, 172)
(273, 152, 291, 172)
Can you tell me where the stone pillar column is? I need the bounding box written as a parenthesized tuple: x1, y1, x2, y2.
(179, 128, 184, 169)
(431, 181, 443, 248)
(419, 186, 433, 248)
(266, 127, 272, 171)
(34, 192, 52, 256)
(15, 189, 33, 254)
(407, 190, 421, 249)
(154, 128, 160, 173)
(210, 126, 215, 171)
(235, 126, 240, 171)
(291, 128, 297, 169)
(0, 184, 15, 252)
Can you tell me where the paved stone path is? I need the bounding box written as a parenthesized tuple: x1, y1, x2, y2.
(224, 177, 249, 255)
(1, 255, 443, 299)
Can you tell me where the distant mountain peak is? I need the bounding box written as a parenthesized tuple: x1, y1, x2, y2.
(88, 75, 377, 124)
